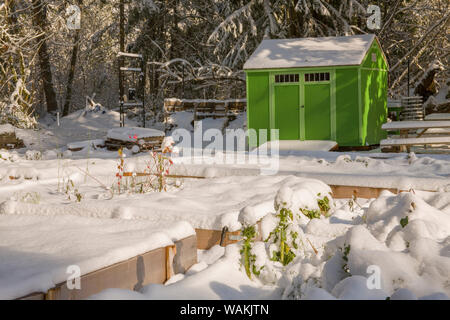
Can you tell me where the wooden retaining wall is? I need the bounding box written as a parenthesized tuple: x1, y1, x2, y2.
(19, 235, 197, 300)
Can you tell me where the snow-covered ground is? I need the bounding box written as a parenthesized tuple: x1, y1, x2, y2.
(0, 109, 449, 300)
(91, 189, 450, 300)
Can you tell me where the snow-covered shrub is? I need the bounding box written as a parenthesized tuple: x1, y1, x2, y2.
(0, 149, 12, 162)
(0, 64, 37, 129)
(25, 150, 42, 161)
(238, 184, 335, 281)
(16, 192, 41, 205)
(112, 143, 176, 195)
(320, 192, 450, 298)
(59, 176, 83, 203)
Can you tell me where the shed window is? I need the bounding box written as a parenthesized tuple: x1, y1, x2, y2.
(305, 72, 330, 82)
(275, 74, 299, 83)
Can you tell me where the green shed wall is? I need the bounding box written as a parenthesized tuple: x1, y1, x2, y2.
(360, 39, 388, 145)
(246, 72, 270, 146)
(335, 68, 360, 146)
(360, 69, 388, 145)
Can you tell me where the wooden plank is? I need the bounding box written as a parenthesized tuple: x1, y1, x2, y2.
(195, 221, 263, 250)
(45, 247, 166, 300)
(330, 185, 400, 199)
(44, 235, 197, 300)
(425, 113, 450, 121)
(382, 120, 450, 131)
(381, 136, 450, 147)
(166, 245, 177, 280)
(173, 235, 198, 274)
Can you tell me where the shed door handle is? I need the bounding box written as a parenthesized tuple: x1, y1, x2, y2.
(300, 105, 304, 109)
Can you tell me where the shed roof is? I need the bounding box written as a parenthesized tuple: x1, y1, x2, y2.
(244, 34, 378, 70)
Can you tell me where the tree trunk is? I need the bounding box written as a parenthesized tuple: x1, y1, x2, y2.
(32, 0, 58, 114)
(63, 0, 83, 116)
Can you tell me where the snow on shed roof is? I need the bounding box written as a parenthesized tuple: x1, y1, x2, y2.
(244, 34, 377, 70)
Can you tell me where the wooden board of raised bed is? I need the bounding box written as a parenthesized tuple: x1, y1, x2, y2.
(195, 221, 263, 250)
(28, 235, 197, 301)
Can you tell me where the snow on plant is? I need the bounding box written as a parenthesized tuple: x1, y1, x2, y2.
(301, 193, 332, 220)
(265, 187, 303, 267)
(0, 149, 14, 162)
(62, 178, 83, 202)
(238, 206, 264, 279)
(25, 150, 42, 161)
(15, 192, 41, 205)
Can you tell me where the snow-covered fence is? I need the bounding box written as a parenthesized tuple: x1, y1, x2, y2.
(164, 98, 246, 120)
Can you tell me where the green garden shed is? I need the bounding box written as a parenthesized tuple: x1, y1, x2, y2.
(243, 34, 389, 147)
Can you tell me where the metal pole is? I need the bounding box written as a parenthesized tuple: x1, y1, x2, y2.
(407, 59, 410, 97)
(119, 0, 125, 127)
(182, 63, 185, 98)
(141, 57, 146, 128)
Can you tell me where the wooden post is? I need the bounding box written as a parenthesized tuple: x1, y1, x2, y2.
(165, 245, 177, 281)
(119, 0, 125, 127)
(182, 63, 185, 98)
(194, 102, 198, 121)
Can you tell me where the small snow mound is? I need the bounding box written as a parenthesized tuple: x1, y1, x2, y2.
(303, 286, 337, 300)
(199, 245, 225, 265)
(112, 207, 134, 220)
(164, 274, 185, 286)
(274, 186, 293, 210)
(185, 261, 208, 276)
(419, 292, 449, 300)
(220, 212, 241, 231)
(0, 124, 16, 135)
(391, 288, 418, 300)
(43, 150, 59, 160)
(238, 206, 258, 227)
(332, 276, 389, 300)
(0, 200, 17, 215)
(203, 167, 217, 178)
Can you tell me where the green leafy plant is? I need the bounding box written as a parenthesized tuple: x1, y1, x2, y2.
(300, 194, 331, 220)
(300, 208, 321, 220)
(317, 195, 331, 215)
(266, 206, 297, 266)
(240, 225, 260, 279)
(400, 216, 409, 228)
